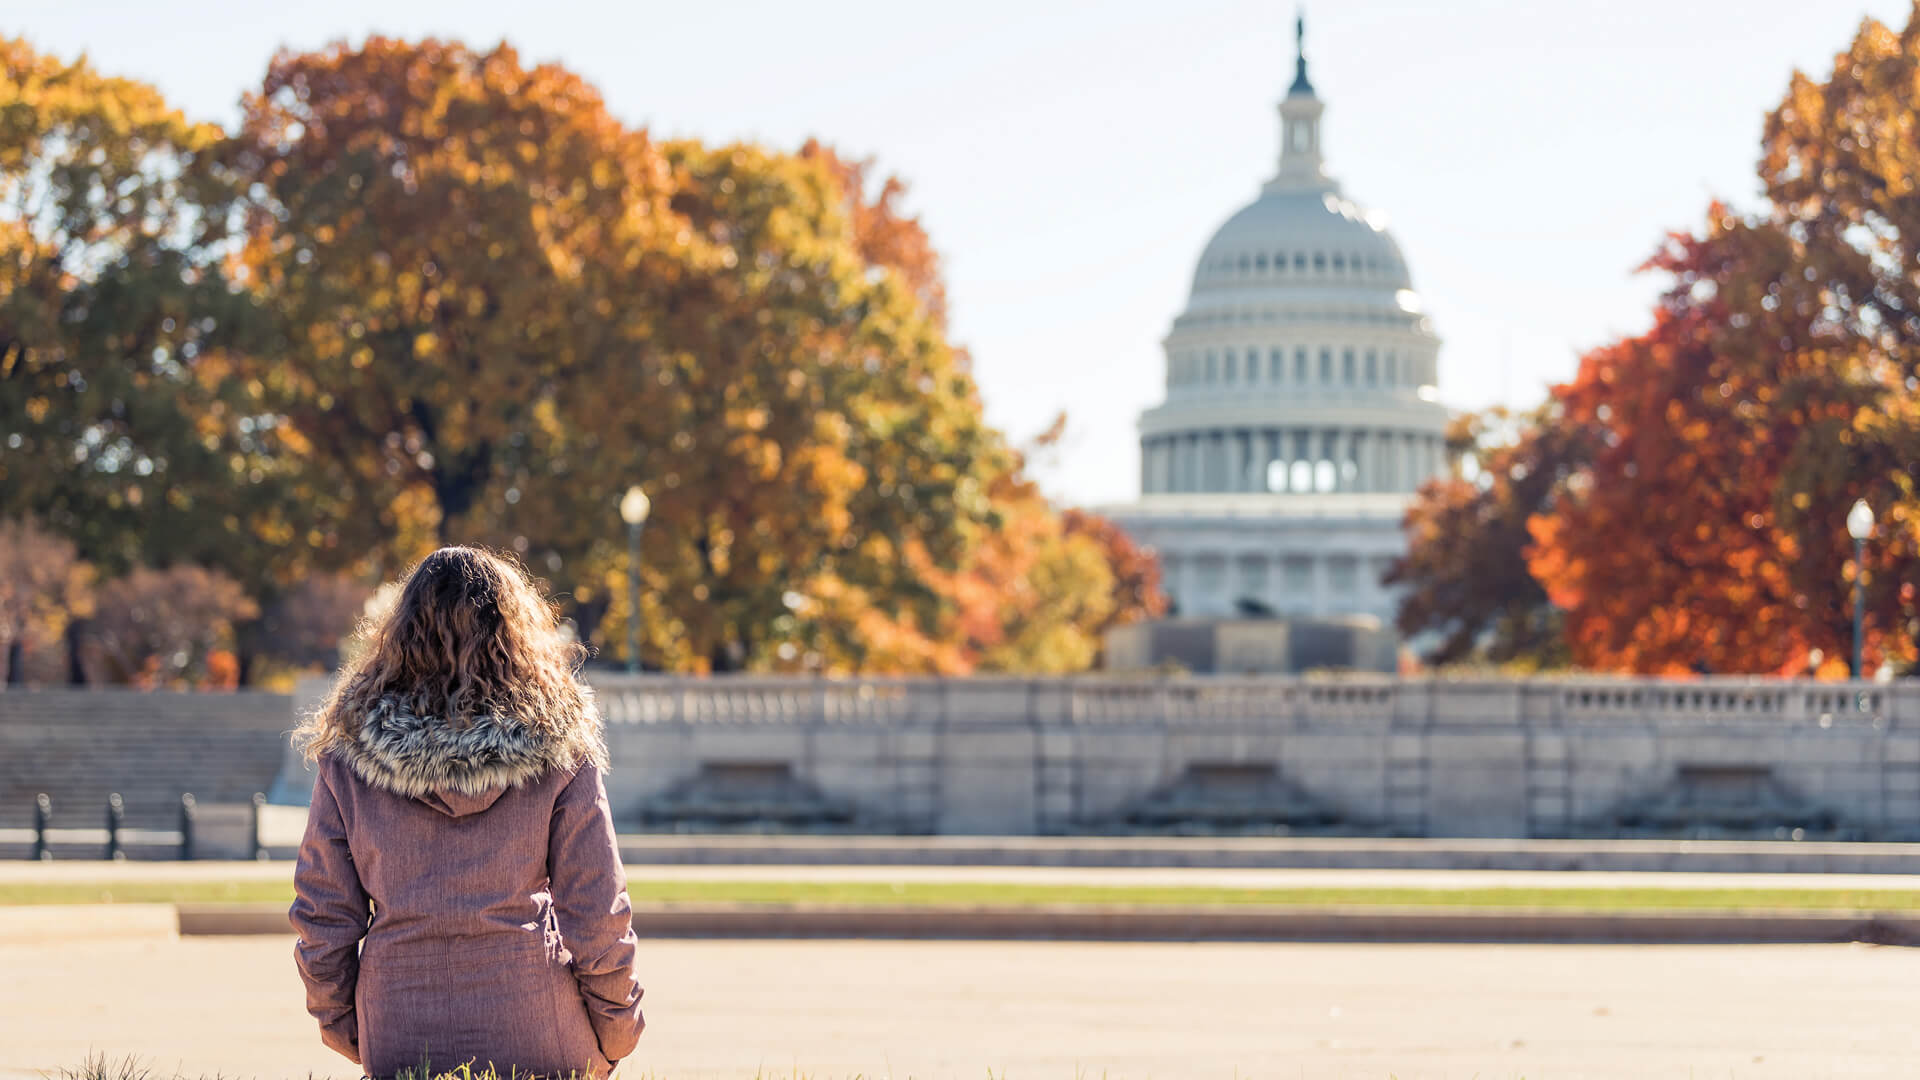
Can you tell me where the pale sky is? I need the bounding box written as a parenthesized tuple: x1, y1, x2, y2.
(9, 0, 1909, 507)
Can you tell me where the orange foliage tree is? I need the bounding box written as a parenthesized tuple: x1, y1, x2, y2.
(1387, 407, 1587, 667)
(228, 38, 676, 565)
(1401, 7, 1920, 675)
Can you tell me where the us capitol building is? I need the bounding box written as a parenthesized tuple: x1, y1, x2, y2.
(1106, 20, 1448, 632)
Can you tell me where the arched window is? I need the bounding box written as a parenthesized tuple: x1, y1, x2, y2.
(1266, 460, 1289, 492)
(1331, 253, 1345, 273)
(1294, 347, 1309, 382)
(1314, 460, 1336, 493)
(1365, 349, 1377, 386)
(1255, 253, 1268, 271)
(1237, 254, 1250, 272)
(1318, 348, 1332, 383)
(1274, 252, 1286, 273)
(1385, 351, 1398, 385)
(1342, 349, 1355, 385)
(1224, 349, 1238, 383)
(1312, 252, 1327, 272)
(1205, 350, 1217, 381)
(1269, 348, 1284, 382)
(1290, 460, 1313, 492)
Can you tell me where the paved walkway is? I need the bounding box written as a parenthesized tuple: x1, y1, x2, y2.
(3, 936, 1917, 1079)
(10, 859, 1920, 891)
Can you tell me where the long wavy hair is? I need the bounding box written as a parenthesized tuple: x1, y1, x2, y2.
(297, 546, 592, 761)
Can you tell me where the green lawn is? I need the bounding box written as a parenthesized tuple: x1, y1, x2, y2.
(9, 877, 1920, 912)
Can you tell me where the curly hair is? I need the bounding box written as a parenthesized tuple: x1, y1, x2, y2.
(296, 546, 594, 765)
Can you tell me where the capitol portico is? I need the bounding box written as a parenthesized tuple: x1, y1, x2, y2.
(1108, 19, 1448, 626)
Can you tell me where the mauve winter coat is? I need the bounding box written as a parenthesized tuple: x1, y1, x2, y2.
(290, 696, 645, 1078)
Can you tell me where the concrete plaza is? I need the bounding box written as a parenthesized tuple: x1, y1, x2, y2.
(3, 934, 1917, 1080)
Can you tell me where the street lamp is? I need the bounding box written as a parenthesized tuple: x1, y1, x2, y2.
(1847, 498, 1874, 681)
(619, 485, 651, 675)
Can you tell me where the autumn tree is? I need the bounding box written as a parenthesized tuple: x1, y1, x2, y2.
(4, 35, 1156, 677)
(1522, 5, 1920, 675)
(227, 38, 678, 569)
(1398, 8, 1920, 675)
(800, 140, 948, 327)
(0, 517, 95, 684)
(0, 38, 309, 603)
(1758, 6, 1920, 665)
(89, 565, 259, 687)
(1061, 508, 1168, 643)
(572, 141, 1008, 672)
(1388, 407, 1586, 667)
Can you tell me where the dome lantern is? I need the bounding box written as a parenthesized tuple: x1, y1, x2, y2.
(1272, 12, 1331, 193)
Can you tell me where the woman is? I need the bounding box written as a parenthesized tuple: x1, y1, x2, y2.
(290, 546, 645, 1078)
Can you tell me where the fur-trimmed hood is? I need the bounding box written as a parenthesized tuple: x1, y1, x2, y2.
(325, 693, 608, 815)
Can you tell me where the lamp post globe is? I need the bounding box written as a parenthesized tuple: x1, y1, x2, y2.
(1848, 499, 1873, 681)
(619, 486, 650, 675)
(620, 486, 651, 527)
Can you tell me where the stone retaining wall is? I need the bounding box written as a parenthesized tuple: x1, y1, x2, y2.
(592, 676, 1918, 839)
(7, 676, 1916, 839)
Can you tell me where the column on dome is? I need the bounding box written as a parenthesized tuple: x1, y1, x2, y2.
(1264, 428, 1282, 492)
(1353, 429, 1372, 493)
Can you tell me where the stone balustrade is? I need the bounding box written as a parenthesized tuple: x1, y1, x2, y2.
(7, 675, 1915, 841)
(584, 675, 1916, 838)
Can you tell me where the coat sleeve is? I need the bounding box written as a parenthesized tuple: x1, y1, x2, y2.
(289, 758, 370, 1065)
(549, 762, 646, 1062)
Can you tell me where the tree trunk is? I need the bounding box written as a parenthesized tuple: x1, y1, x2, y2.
(4, 638, 22, 685)
(64, 619, 88, 685)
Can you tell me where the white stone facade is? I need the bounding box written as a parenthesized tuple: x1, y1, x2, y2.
(577, 675, 1920, 840)
(1106, 22, 1446, 623)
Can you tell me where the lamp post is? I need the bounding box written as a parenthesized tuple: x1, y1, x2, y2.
(619, 485, 651, 675)
(1847, 498, 1874, 681)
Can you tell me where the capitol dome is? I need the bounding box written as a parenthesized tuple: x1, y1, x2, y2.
(1194, 191, 1412, 296)
(1107, 16, 1452, 625)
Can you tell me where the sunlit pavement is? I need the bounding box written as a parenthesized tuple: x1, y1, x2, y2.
(3, 935, 1917, 1080)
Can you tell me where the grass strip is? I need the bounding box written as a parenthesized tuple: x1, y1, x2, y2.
(11, 878, 1920, 912)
